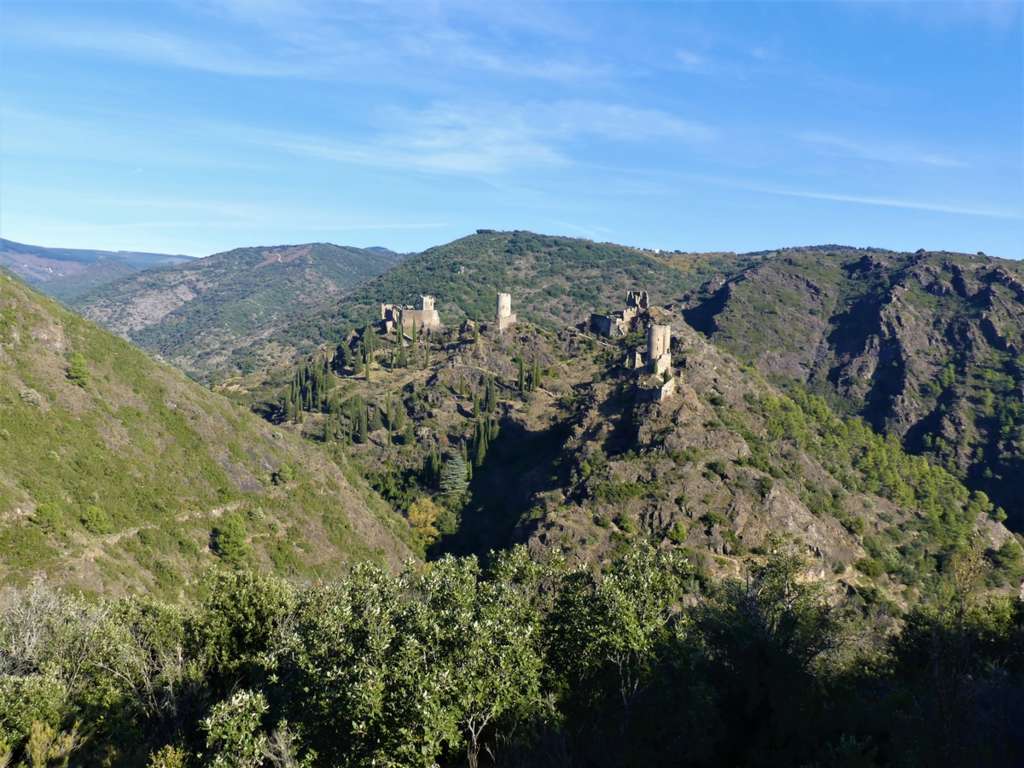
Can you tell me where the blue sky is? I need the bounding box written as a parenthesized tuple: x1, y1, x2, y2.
(1, 1, 1021, 257)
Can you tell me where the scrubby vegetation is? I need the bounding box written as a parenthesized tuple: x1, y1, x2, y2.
(1, 540, 1021, 767)
(0, 275, 413, 594)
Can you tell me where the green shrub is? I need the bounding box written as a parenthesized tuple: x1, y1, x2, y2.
(66, 352, 89, 387)
(668, 521, 689, 545)
(212, 513, 250, 567)
(80, 505, 113, 535)
(855, 558, 885, 578)
(31, 503, 64, 535)
(272, 464, 296, 485)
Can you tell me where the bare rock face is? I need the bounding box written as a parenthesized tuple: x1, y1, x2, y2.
(681, 247, 1024, 528)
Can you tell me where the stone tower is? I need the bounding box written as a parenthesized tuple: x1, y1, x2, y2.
(495, 291, 517, 332)
(647, 324, 671, 377)
(420, 295, 436, 312)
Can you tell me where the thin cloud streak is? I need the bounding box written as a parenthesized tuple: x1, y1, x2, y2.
(210, 100, 713, 176)
(738, 182, 1020, 220)
(798, 131, 968, 169)
(12, 20, 320, 78)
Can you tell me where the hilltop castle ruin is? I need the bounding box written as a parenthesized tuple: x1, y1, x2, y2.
(589, 290, 650, 337)
(591, 291, 677, 402)
(495, 291, 517, 332)
(379, 295, 442, 335)
(637, 323, 677, 402)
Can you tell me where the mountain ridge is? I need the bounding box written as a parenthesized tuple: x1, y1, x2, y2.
(71, 241, 405, 381)
(0, 237, 192, 300)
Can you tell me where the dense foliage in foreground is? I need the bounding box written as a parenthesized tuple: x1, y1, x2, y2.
(2, 542, 1021, 768)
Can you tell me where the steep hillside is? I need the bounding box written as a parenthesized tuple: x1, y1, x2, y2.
(251, 306, 1021, 606)
(682, 247, 1024, 527)
(0, 238, 190, 300)
(0, 273, 413, 597)
(73, 242, 404, 381)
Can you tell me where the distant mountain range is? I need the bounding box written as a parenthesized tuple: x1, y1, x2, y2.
(69, 241, 405, 381)
(0, 237, 191, 300)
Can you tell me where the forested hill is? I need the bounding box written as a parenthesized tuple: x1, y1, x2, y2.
(680, 246, 1024, 527)
(256, 230, 754, 362)
(0, 272, 413, 596)
(71, 242, 405, 382)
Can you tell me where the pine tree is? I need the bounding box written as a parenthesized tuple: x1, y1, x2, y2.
(439, 453, 469, 498)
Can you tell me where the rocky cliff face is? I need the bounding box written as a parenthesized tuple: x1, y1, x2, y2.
(681, 247, 1024, 528)
(516, 318, 1017, 605)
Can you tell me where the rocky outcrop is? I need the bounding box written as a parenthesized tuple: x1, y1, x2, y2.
(681, 247, 1024, 528)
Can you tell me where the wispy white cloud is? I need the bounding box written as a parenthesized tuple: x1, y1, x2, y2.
(12, 20, 319, 78)
(798, 130, 968, 169)
(213, 100, 713, 176)
(839, 0, 1022, 31)
(675, 48, 711, 73)
(18, 0, 607, 84)
(725, 180, 1020, 220)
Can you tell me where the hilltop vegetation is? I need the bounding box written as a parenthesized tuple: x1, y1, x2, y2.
(681, 246, 1024, 527)
(72, 243, 404, 381)
(2, 541, 1021, 767)
(0, 273, 413, 596)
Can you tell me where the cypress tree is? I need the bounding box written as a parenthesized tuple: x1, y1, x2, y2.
(473, 420, 488, 467)
(484, 376, 497, 413)
(518, 357, 526, 393)
(368, 403, 383, 431)
(460, 441, 472, 481)
(358, 405, 368, 444)
(393, 398, 406, 432)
